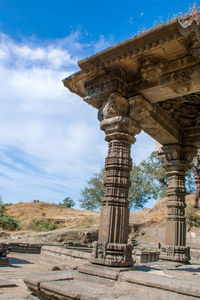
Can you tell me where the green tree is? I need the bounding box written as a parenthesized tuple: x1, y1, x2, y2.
(60, 196, 75, 208)
(0, 196, 6, 216)
(129, 151, 167, 209)
(79, 151, 195, 210)
(80, 170, 105, 210)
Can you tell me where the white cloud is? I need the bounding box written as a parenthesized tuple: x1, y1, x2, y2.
(0, 31, 155, 207)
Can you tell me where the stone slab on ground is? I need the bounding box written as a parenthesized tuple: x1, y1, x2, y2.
(0, 292, 25, 300)
(24, 270, 75, 292)
(32, 277, 200, 300)
(0, 279, 17, 287)
(40, 279, 108, 300)
(78, 263, 133, 280)
(140, 260, 182, 269)
(122, 270, 200, 298)
(41, 245, 90, 269)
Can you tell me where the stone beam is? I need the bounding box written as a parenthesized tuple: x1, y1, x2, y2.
(129, 95, 181, 145)
(182, 126, 200, 148)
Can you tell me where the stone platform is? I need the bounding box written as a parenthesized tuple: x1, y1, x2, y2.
(24, 261, 200, 299)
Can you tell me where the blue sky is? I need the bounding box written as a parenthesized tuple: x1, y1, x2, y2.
(0, 0, 197, 207)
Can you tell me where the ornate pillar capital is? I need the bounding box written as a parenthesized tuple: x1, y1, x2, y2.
(99, 93, 141, 143)
(157, 143, 196, 173)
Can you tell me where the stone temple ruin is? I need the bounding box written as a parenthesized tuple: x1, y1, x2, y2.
(4, 12, 200, 300)
(63, 13, 200, 265)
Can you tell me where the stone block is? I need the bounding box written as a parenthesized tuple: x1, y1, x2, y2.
(78, 263, 132, 280)
(40, 279, 108, 300)
(24, 270, 74, 295)
(134, 250, 160, 263)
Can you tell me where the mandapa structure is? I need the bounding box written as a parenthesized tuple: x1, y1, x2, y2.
(63, 13, 200, 265)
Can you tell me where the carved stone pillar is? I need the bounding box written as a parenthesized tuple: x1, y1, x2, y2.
(90, 93, 140, 267)
(158, 144, 196, 263)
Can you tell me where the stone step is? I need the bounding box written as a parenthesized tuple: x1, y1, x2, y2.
(24, 270, 75, 295)
(122, 270, 200, 298)
(0, 279, 16, 288)
(76, 262, 133, 287)
(40, 279, 109, 300)
(0, 292, 25, 300)
(37, 278, 198, 300)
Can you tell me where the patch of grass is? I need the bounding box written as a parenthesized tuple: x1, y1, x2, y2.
(186, 204, 199, 227)
(0, 215, 19, 231)
(30, 218, 57, 232)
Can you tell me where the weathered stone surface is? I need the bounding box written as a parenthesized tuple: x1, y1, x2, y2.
(24, 270, 74, 295)
(41, 245, 90, 259)
(78, 263, 133, 280)
(134, 250, 160, 263)
(41, 245, 90, 269)
(7, 243, 41, 254)
(122, 270, 200, 298)
(0, 292, 25, 300)
(158, 144, 196, 262)
(0, 279, 16, 287)
(40, 279, 108, 300)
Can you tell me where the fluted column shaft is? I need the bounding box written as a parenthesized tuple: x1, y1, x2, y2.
(165, 169, 186, 247)
(90, 93, 141, 267)
(158, 144, 196, 262)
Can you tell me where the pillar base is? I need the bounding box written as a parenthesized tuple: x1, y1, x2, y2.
(90, 241, 134, 267)
(160, 245, 190, 263)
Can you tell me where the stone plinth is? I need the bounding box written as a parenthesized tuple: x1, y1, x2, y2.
(160, 245, 190, 263)
(134, 250, 160, 263)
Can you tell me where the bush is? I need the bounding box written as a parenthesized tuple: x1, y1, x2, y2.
(0, 198, 5, 217)
(0, 215, 19, 231)
(185, 204, 199, 227)
(30, 218, 56, 232)
(59, 197, 75, 208)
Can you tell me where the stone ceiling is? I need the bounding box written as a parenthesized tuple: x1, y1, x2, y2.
(63, 13, 200, 149)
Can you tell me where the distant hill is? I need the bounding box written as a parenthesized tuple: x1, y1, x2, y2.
(5, 201, 99, 231)
(130, 194, 196, 227)
(4, 194, 197, 231)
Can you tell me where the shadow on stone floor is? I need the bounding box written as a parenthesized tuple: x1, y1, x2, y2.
(171, 267, 200, 273)
(9, 257, 33, 265)
(134, 266, 156, 272)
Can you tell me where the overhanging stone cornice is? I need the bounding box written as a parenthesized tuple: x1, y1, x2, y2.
(63, 15, 200, 100)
